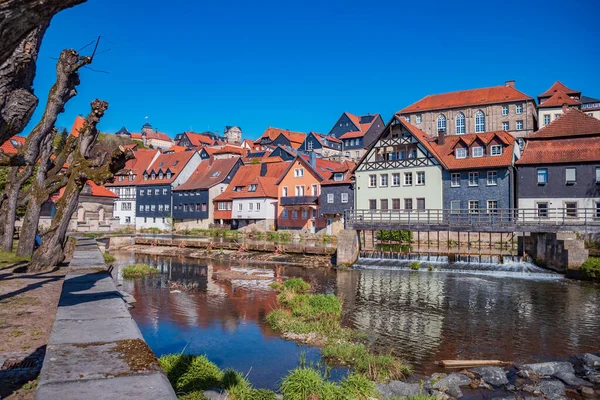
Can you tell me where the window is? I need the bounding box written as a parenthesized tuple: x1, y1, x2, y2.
(223, 203, 227, 211)
(502, 121, 509, 131)
(468, 172, 479, 186)
(151, 205, 156, 211)
(307, 141, 313, 150)
(451, 173, 461, 187)
(487, 171, 498, 186)
(456, 148, 467, 159)
(416, 171, 425, 185)
(248, 184, 257, 192)
(139, 205, 144, 212)
(455, 112, 465, 134)
(450, 200, 461, 214)
(163, 188, 167, 195)
(218, 202, 226, 210)
(380, 174, 388, 187)
(155, 189, 159, 195)
(129, 175, 134, 181)
(516, 120, 523, 130)
(294, 168, 304, 177)
(282, 187, 288, 197)
(195, 204, 200, 211)
(165, 204, 170, 211)
(159, 204, 163, 211)
(596, 167, 600, 183)
(392, 198, 400, 210)
(380, 199, 388, 210)
(312, 209, 316, 218)
(118, 176, 124, 182)
(491, 145, 502, 156)
(125, 216, 131, 223)
(565, 168, 576, 184)
(151, 173, 156, 180)
(341, 193, 348, 203)
(327, 193, 334, 203)
(501, 105, 508, 116)
(355, 151, 360, 158)
(537, 168, 548, 184)
(417, 198, 425, 210)
(472, 146, 483, 157)
(516, 104, 523, 114)
(145, 205, 149, 211)
(249, 203, 253, 211)
(302, 209, 307, 218)
(334, 173, 343, 182)
(404, 172, 413, 186)
(487, 200, 498, 212)
(282, 209, 288, 219)
(211, 171, 221, 178)
(369, 174, 377, 187)
(468, 200, 479, 213)
(238, 203, 243, 211)
(544, 115, 550, 125)
(475, 110, 485, 133)
(565, 202, 578, 218)
(555, 113, 561, 119)
(311, 184, 318, 196)
(295, 185, 305, 196)
(404, 198, 413, 210)
(122, 202, 131, 211)
(437, 114, 446, 132)
(166, 172, 172, 179)
(292, 210, 298, 219)
(345, 151, 350, 157)
(405, 116, 410, 123)
(140, 189, 144, 196)
(159, 172, 163, 179)
(369, 199, 377, 210)
(416, 115, 422, 124)
(537, 202, 548, 218)
(143, 173, 148, 181)
(392, 173, 400, 186)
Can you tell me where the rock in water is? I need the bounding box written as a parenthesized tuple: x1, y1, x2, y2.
(518, 362, 574, 376)
(471, 366, 509, 386)
(553, 371, 592, 387)
(536, 380, 566, 400)
(582, 354, 600, 369)
(377, 381, 423, 398)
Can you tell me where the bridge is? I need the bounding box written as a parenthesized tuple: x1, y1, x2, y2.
(344, 208, 600, 233)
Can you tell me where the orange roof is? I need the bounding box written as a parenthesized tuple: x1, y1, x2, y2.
(182, 132, 217, 147)
(526, 108, 600, 140)
(321, 160, 356, 185)
(108, 148, 160, 187)
(538, 89, 581, 108)
(338, 113, 381, 139)
(518, 137, 600, 165)
(137, 150, 196, 186)
(53, 180, 118, 201)
(538, 81, 581, 99)
(213, 145, 246, 155)
(167, 145, 186, 153)
(174, 158, 240, 191)
(131, 133, 142, 140)
(123, 143, 138, 151)
(69, 116, 86, 137)
(432, 131, 515, 170)
(255, 127, 307, 148)
(214, 162, 290, 201)
(145, 131, 172, 142)
(399, 85, 532, 113)
(0, 136, 26, 154)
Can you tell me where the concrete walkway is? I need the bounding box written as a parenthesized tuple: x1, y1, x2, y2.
(35, 239, 176, 399)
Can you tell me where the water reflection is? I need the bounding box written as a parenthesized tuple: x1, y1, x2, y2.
(113, 251, 600, 387)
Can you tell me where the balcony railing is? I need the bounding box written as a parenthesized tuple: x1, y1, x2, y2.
(280, 196, 319, 206)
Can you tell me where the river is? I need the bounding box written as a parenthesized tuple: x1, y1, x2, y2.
(112, 251, 600, 390)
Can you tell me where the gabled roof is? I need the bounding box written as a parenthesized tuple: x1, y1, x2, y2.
(108, 148, 160, 187)
(131, 133, 142, 140)
(137, 150, 196, 185)
(213, 145, 246, 156)
(526, 108, 600, 140)
(255, 127, 307, 148)
(181, 131, 218, 147)
(538, 89, 581, 109)
(307, 132, 341, 146)
(399, 85, 533, 114)
(214, 161, 290, 201)
(144, 130, 172, 142)
(166, 145, 186, 153)
(337, 113, 381, 139)
(434, 131, 515, 170)
(53, 180, 118, 201)
(70, 116, 86, 137)
(538, 81, 581, 99)
(174, 158, 240, 191)
(0, 135, 26, 154)
(321, 161, 356, 185)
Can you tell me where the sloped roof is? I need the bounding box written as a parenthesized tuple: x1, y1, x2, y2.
(137, 150, 196, 186)
(527, 108, 600, 140)
(108, 148, 160, 186)
(338, 113, 381, 139)
(174, 158, 239, 191)
(538, 89, 581, 109)
(213, 145, 246, 156)
(182, 131, 217, 147)
(214, 162, 290, 201)
(321, 160, 356, 185)
(255, 127, 307, 148)
(69, 115, 86, 137)
(167, 145, 186, 153)
(538, 81, 581, 99)
(517, 137, 600, 165)
(53, 180, 118, 201)
(309, 132, 341, 146)
(0, 136, 26, 154)
(433, 131, 515, 170)
(399, 85, 533, 113)
(145, 130, 172, 142)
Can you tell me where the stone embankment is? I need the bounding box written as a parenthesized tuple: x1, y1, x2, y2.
(35, 239, 176, 400)
(378, 356, 600, 400)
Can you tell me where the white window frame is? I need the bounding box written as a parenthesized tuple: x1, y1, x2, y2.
(596, 167, 600, 183)
(456, 148, 467, 159)
(256, 202, 261, 211)
(475, 110, 485, 133)
(490, 145, 502, 156)
(451, 173, 461, 187)
(416, 171, 425, 185)
(437, 114, 446, 132)
(516, 120, 523, 130)
(456, 112, 465, 134)
(380, 174, 388, 187)
(502, 121, 509, 131)
(327, 193, 334, 203)
(565, 201, 578, 218)
(468, 172, 479, 187)
(544, 114, 550, 125)
(537, 168, 548, 185)
(368, 174, 377, 188)
(468, 200, 479, 214)
(249, 203, 253, 211)
(565, 168, 576, 184)
(487, 171, 498, 186)
(501, 105, 508, 116)
(341, 193, 348, 203)
(516, 104, 523, 114)
(472, 146, 484, 157)
(282, 186, 288, 197)
(294, 168, 304, 177)
(416, 115, 422, 124)
(392, 173, 400, 186)
(404, 172, 413, 186)
(450, 200, 461, 214)
(487, 200, 498, 212)
(334, 173, 343, 182)
(238, 203, 243, 211)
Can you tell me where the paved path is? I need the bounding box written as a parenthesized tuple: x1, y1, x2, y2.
(35, 239, 176, 399)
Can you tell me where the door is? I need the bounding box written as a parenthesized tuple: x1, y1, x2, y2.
(326, 218, 332, 235)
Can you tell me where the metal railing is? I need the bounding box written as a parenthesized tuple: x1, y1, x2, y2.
(345, 208, 600, 232)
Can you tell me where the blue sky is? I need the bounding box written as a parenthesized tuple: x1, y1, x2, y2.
(28, 0, 600, 140)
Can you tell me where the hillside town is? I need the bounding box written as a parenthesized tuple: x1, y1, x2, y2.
(6, 80, 596, 237)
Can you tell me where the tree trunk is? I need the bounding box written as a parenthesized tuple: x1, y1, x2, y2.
(0, 0, 86, 67)
(0, 166, 34, 251)
(16, 133, 55, 257)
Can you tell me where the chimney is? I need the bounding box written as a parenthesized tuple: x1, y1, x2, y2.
(309, 151, 317, 168)
(437, 129, 446, 145)
(505, 80, 516, 88)
(562, 104, 569, 113)
(260, 162, 268, 177)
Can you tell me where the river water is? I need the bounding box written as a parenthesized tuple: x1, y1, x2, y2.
(112, 251, 600, 390)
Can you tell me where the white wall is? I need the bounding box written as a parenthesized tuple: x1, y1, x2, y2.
(232, 198, 277, 220)
(135, 216, 170, 231)
(172, 152, 203, 189)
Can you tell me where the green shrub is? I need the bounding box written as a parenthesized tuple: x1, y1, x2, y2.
(340, 373, 378, 399)
(581, 257, 600, 280)
(102, 253, 116, 264)
(428, 264, 434, 271)
(282, 278, 311, 293)
(280, 367, 325, 400)
(409, 261, 420, 270)
(159, 354, 222, 393)
(122, 263, 159, 279)
(376, 230, 412, 242)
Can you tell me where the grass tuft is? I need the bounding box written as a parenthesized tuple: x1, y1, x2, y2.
(103, 253, 116, 264)
(409, 261, 420, 270)
(0, 251, 30, 266)
(281, 278, 311, 293)
(122, 263, 159, 279)
(581, 257, 600, 281)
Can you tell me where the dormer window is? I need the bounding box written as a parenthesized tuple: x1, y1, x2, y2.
(472, 146, 484, 158)
(151, 173, 156, 180)
(234, 186, 243, 192)
(248, 184, 257, 192)
(159, 172, 164, 179)
(456, 148, 467, 159)
(334, 173, 344, 182)
(211, 171, 221, 178)
(118, 176, 124, 182)
(129, 175, 134, 181)
(490, 145, 503, 156)
(143, 173, 149, 181)
(166, 172, 172, 179)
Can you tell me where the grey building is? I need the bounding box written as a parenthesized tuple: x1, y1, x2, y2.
(319, 161, 355, 235)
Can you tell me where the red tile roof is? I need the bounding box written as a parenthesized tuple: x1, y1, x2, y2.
(108, 148, 160, 187)
(538, 89, 581, 109)
(338, 113, 381, 139)
(538, 81, 581, 99)
(167, 145, 186, 153)
(69, 116, 86, 138)
(526, 108, 600, 140)
(321, 161, 356, 185)
(52, 180, 118, 201)
(182, 131, 217, 147)
(145, 130, 172, 142)
(174, 158, 239, 191)
(432, 131, 515, 170)
(255, 127, 307, 148)
(399, 85, 533, 113)
(0, 136, 26, 154)
(131, 133, 142, 140)
(123, 143, 138, 151)
(137, 150, 196, 186)
(214, 162, 290, 201)
(213, 145, 246, 156)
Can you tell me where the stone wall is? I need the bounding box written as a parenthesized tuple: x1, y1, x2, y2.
(336, 229, 359, 267)
(519, 232, 589, 273)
